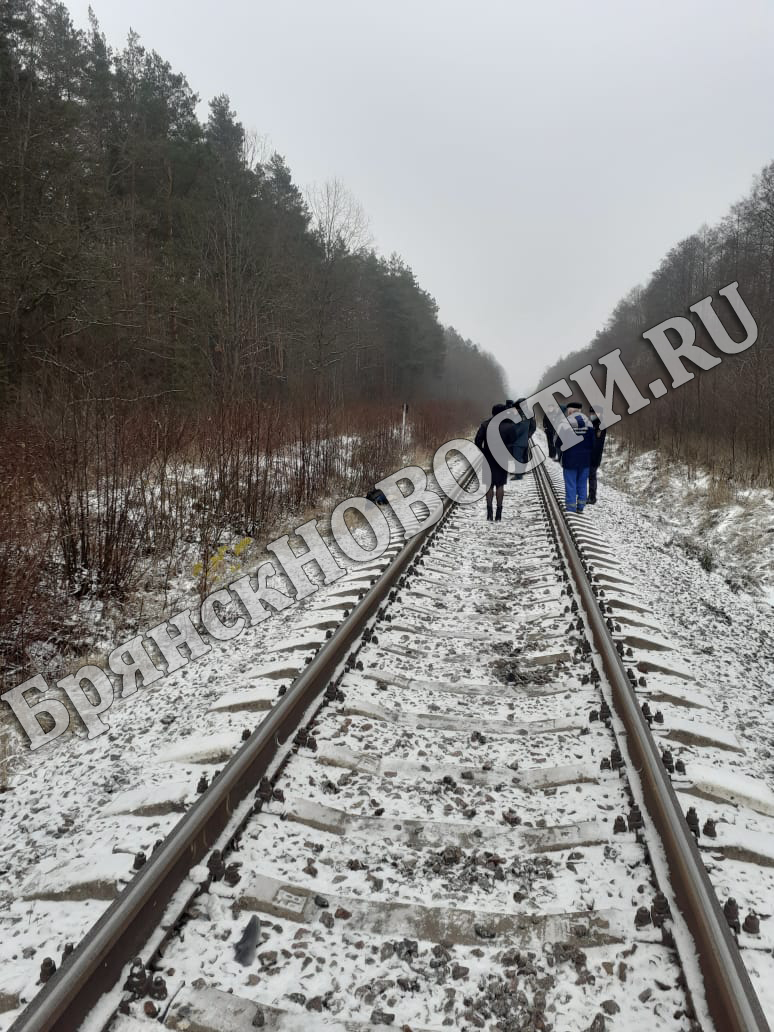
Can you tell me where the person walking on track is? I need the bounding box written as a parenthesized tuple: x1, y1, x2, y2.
(542, 402, 561, 460)
(557, 401, 594, 513)
(475, 403, 518, 521)
(587, 405, 608, 505)
(504, 400, 531, 481)
(515, 398, 537, 440)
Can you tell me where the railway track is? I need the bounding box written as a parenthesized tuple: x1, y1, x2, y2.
(6, 457, 770, 1032)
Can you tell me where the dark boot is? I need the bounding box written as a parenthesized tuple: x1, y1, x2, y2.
(495, 506, 502, 522)
(486, 503, 493, 521)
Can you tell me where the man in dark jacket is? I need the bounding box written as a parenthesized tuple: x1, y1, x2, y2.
(587, 405, 607, 505)
(557, 401, 594, 513)
(504, 400, 531, 481)
(515, 398, 537, 439)
(542, 402, 560, 460)
(475, 403, 518, 521)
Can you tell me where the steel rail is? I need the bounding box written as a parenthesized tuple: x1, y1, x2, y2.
(533, 459, 769, 1032)
(9, 484, 466, 1032)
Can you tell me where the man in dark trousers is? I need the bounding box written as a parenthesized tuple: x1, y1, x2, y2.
(542, 402, 561, 460)
(475, 403, 518, 521)
(557, 401, 594, 513)
(587, 405, 607, 504)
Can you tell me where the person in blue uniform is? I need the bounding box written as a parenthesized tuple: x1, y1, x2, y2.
(557, 401, 594, 513)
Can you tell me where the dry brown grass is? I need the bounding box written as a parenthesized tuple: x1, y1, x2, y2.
(706, 477, 736, 509)
(1, 398, 477, 692)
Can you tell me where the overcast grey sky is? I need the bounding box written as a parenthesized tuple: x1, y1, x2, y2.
(66, 0, 774, 394)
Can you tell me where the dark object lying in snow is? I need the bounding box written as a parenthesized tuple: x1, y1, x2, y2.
(366, 488, 388, 506)
(234, 915, 260, 966)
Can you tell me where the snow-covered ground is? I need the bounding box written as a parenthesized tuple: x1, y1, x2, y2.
(589, 439, 774, 784)
(2, 440, 774, 1030)
(603, 441, 774, 602)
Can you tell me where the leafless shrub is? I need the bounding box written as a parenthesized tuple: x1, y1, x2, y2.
(1, 395, 476, 674)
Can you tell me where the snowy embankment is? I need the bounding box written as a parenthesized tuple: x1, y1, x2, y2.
(3, 421, 412, 697)
(603, 441, 774, 604)
(588, 446, 774, 785)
